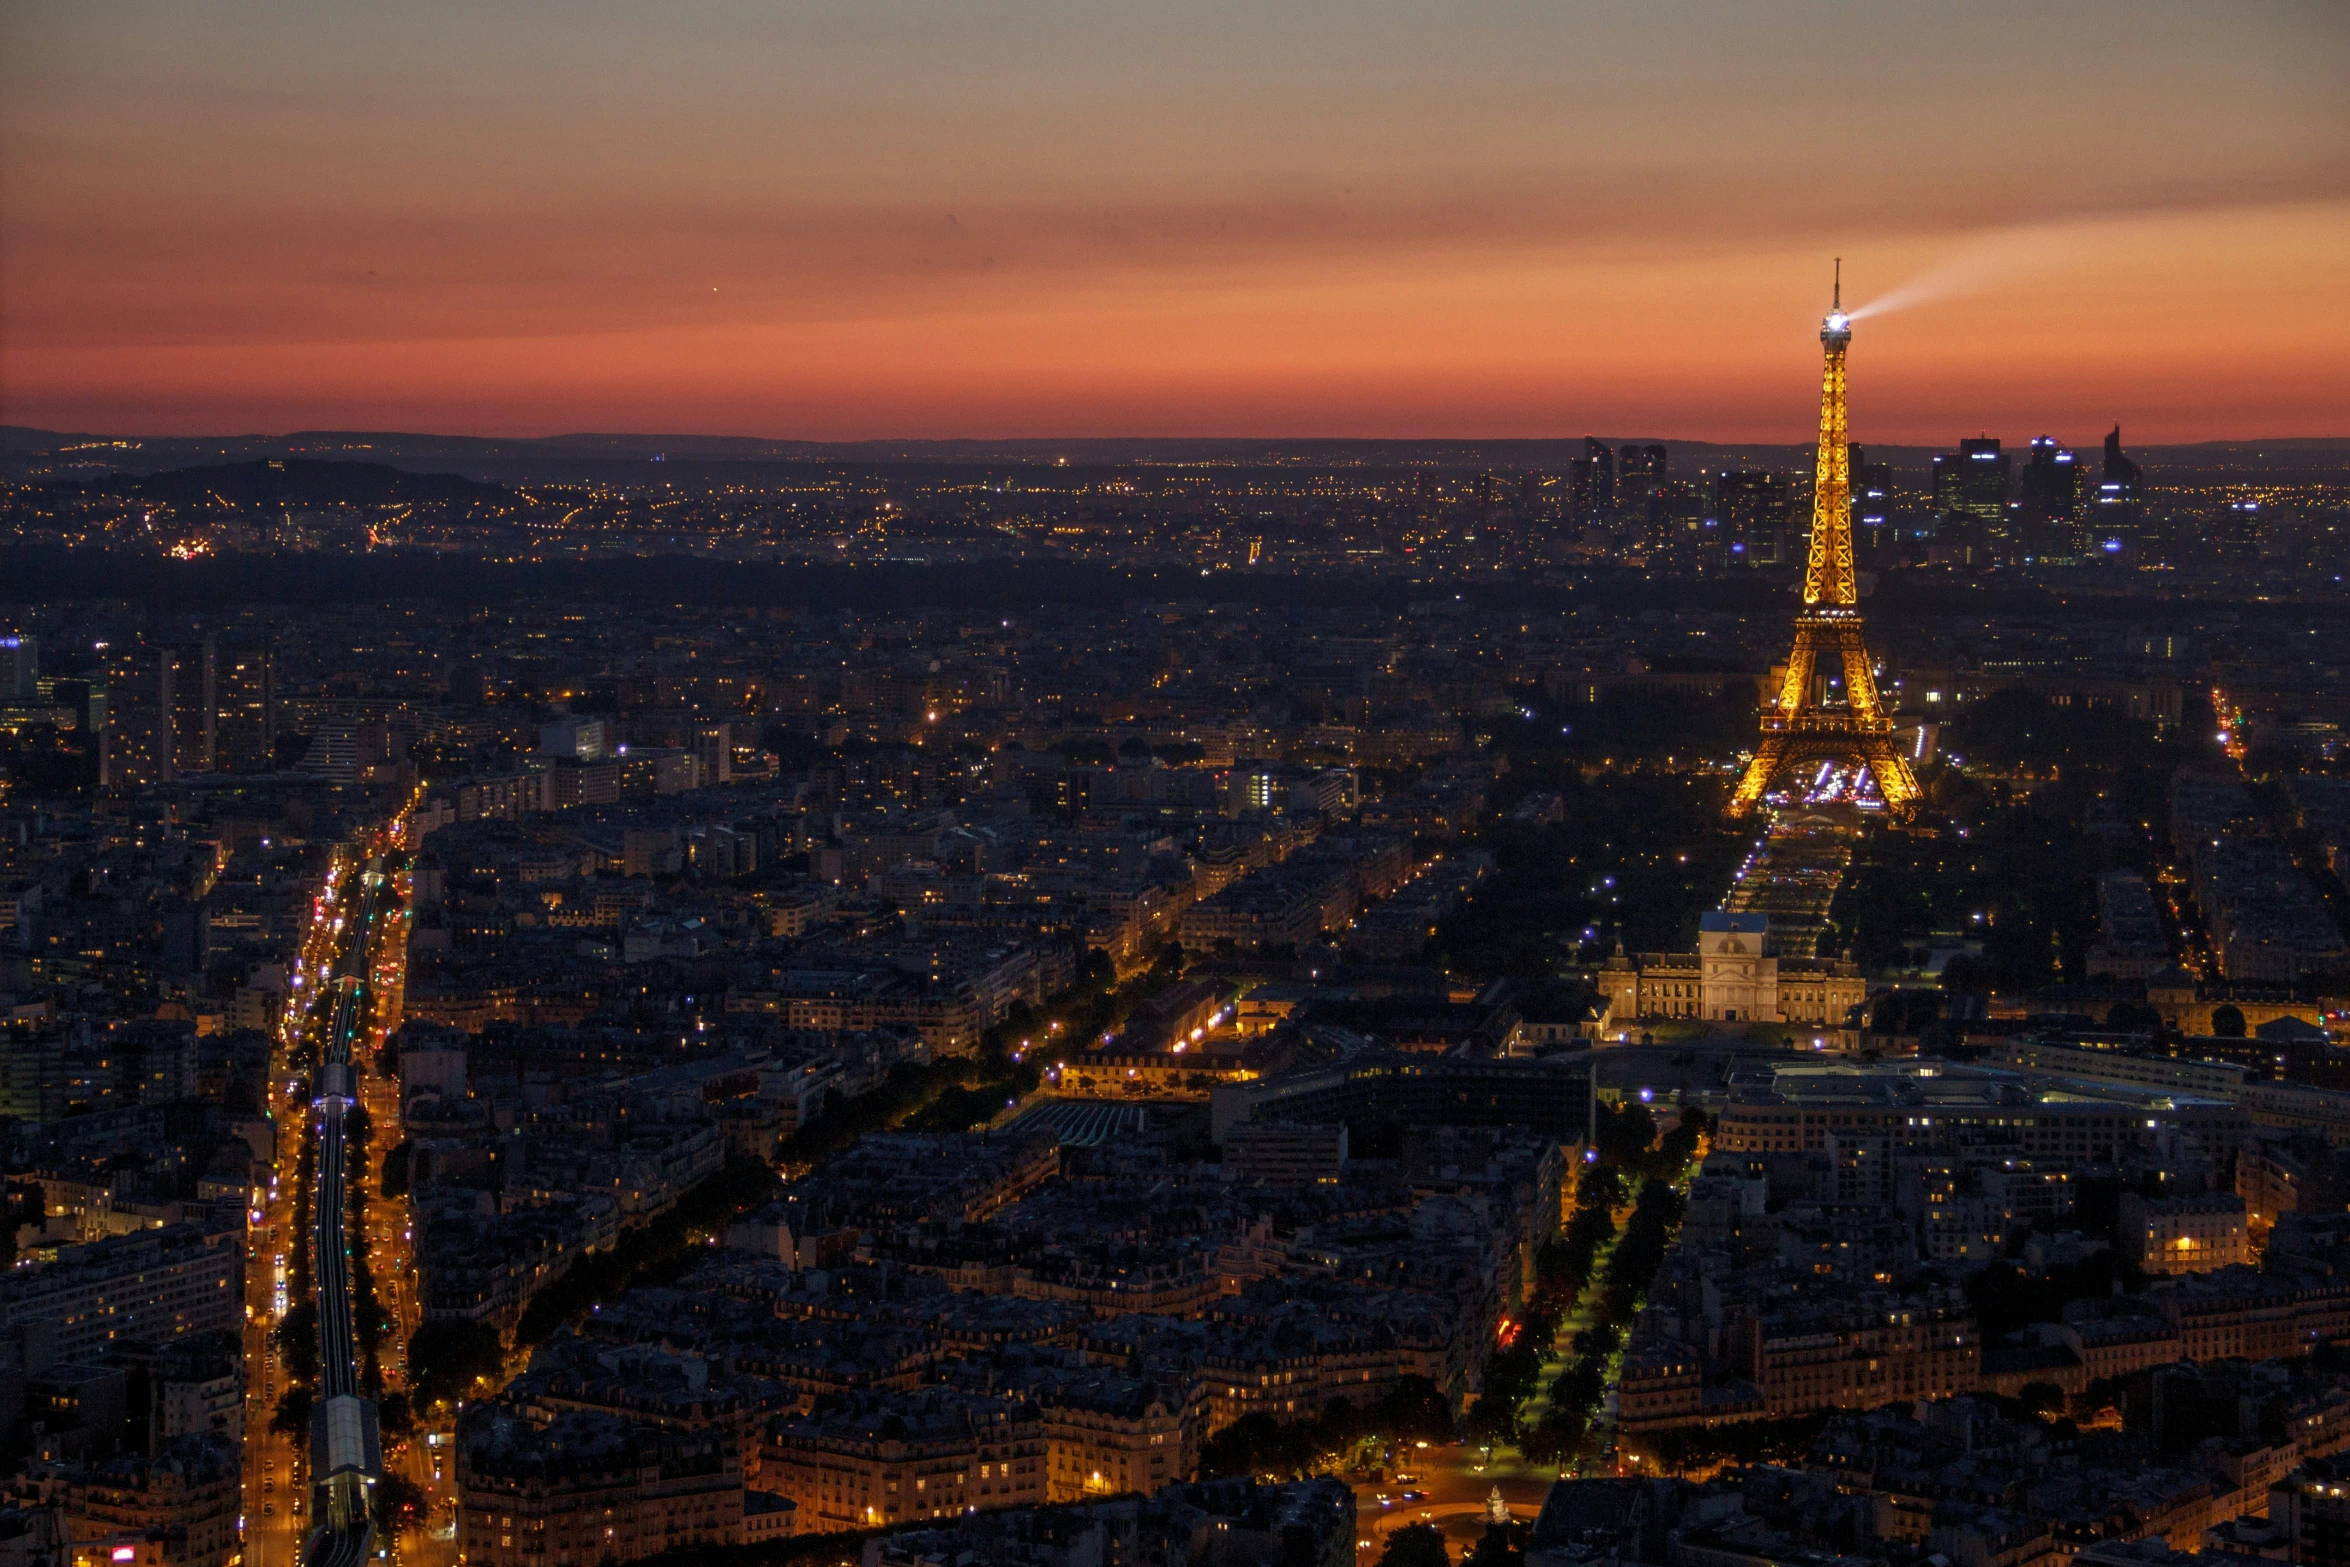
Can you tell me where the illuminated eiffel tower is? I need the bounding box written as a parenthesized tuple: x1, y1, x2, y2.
(1727, 266, 1922, 820)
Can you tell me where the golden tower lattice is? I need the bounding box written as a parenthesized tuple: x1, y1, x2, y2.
(1726, 268, 1922, 820)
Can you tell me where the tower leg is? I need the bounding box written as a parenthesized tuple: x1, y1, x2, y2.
(1774, 641, 1818, 716)
(1729, 735, 1790, 818)
(1836, 641, 1886, 724)
(1858, 734, 1922, 820)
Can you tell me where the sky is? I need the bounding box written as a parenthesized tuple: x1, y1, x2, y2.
(2, 1, 2346, 443)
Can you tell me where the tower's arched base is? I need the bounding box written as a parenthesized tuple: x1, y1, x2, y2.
(1728, 729, 1921, 820)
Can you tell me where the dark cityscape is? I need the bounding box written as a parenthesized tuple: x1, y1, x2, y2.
(5, 6, 2350, 1567)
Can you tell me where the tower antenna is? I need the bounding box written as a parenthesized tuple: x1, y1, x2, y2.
(1833, 258, 1841, 311)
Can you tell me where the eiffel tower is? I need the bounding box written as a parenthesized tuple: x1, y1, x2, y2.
(1727, 266, 1922, 820)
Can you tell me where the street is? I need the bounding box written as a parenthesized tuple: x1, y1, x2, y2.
(240, 805, 434, 1567)
(1351, 1440, 1556, 1559)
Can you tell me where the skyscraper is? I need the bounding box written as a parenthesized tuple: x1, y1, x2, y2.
(166, 637, 216, 774)
(1568, 436, 1615, 520)
(2095, 424, 2144, 536)
(1848, 445, 1892, 541)
(1931, 437, 2011, 528)
(2214, 500, 2262, 561)
(2017, 437, 2079, 523)
(0, 635, 37, 701)
(1617, 443, 1667, 496)
(215, 638, 278, 772)
(102, 644, 174, 791)
(1715, 471, 1791, 564)
(1617, 444, 1667, 537)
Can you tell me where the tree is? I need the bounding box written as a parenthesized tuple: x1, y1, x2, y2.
(1317, 1397, 1369, 1447)
(408, 1319, 505, 1408)
(1374, 1376, 1455, 1444)
(273, 1302, 320, 1386)
(271, 1385, 314, 1436)
(1873, 990, 1941, 1035)
(1465, 1524, 1527, 1567)
(1516, 1410, 1578, 1466)
(1654, 1108, 1711, 1173)
(381, 1139, 412, 1198)
(1480, 1342, 1542, 1409)
(1199, 1413, 1311, 1479)
(1593, 1101, 1658, 1168)
(372, 1471, 428, 1536)
(1462, 1394, 1518, 1442)
(1378, 1522, 1451, 1567)
(1572, 1164, 1627, 1215)
(2018, 1381, 2067, 1416)
(2211, 1004, 2247, 1038)
(1549, 1360, 1607, 1421)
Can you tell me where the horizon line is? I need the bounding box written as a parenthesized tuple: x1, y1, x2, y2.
(9, 423, 2349, 452)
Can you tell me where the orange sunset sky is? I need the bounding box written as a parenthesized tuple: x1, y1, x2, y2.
(3, 1, 2346, 444)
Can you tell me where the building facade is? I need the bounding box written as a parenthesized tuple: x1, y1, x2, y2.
(0, 1226, 242, 1368)
(1598, 913, 1866, 1029)
(2122, 1192, 2251, 1276)
(456, 1409, 743, 1567)
(761, 1391, 1047, 1534)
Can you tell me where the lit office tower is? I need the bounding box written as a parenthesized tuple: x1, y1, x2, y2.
(1715, 471, 1791, 564)
(1848, 445, 1892, 538)
(215, 640, 277, 772)
(2096, 424, 2144, 533)
(1617, 443, 1667, 496)
(166, 637, 216, 774)
(692, 721, 735, 785)
(1617, 443, 1667, 533)
(0, 634, 37, 700)
(102, 643, 174, 790)
(1931, 437, 2011, 528)
(2017, 437, 2079, 521)
(2017, 436, 2081, 555)
(1567, 436, 1615, 520)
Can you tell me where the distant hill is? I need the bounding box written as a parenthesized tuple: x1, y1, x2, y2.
(7, 425, 2348, 485)
(40, 457, 513, 510)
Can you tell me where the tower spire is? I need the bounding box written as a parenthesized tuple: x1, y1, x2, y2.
(1833, 258, 1841, 312)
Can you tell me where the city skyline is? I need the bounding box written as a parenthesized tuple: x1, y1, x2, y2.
(4, 2, 2348, 442)
(10, 10, 2350, 1567)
